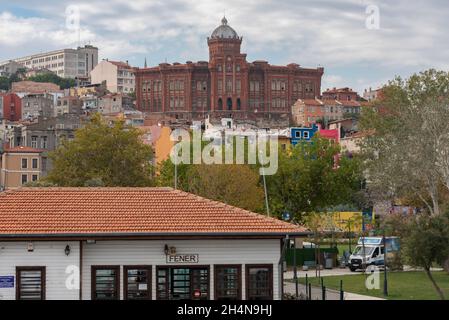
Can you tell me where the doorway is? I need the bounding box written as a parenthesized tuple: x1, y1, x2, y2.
(156, 266, 209, 300)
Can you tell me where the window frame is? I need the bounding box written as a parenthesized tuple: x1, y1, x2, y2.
(245, 264, 273, 300)
(123, 265, 152, 300)
(214, 264, 242, 300)
(91, 265, 121, 300)
(16, 266, 46, 300)
(32, 158, 39, 169)
(156, 265, 210, 300)
(21, 158, 28, 169)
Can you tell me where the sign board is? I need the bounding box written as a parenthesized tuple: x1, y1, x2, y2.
(358, 237, 383, 245)
(0, 276, 14, 288)
(166, 254, 199, 264)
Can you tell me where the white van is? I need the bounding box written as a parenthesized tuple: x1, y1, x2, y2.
(349, 237, 399, 271)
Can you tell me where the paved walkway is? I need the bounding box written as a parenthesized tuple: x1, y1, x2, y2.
(284, 267, 360, 280)
(284, 281, 385, 300)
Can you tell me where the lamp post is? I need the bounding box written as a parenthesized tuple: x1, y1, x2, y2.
(383, 231, 388, 297)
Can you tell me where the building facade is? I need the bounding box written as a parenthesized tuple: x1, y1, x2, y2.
(0, 188, 307, 300)
(0, 93, 22, 122)
(0, 146, 44, 189)
(21, 93, 55, 120)
(90, 60, 135, 94)
(7, 45, 98, 80)
(135, 17, 324, 125)
(0, 60, 23, 77)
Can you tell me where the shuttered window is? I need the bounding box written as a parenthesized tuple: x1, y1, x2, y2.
(92, 266, 120, 300)
(16, 267, 46, 300)
(215, 265, 241, 300)
(246, 265, 273, 300)
(124, 266, 151, 300)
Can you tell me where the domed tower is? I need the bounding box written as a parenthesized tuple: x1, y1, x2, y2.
(208, 17, 248, 115)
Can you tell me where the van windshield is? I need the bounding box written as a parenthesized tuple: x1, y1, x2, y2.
(352, 246, 375, 256)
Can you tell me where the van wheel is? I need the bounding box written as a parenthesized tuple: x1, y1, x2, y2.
(350, 267, 357, 272)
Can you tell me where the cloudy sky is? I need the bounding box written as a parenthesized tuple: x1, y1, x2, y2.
(1, 0, 448, 93)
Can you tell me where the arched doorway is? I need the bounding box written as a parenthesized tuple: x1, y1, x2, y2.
(237, 98, 241, 110)
(227, 98, 233, 110)
(218, 98, 223, 110)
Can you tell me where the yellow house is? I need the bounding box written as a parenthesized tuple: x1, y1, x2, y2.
(331, 212, 364, 233)
(0, 146, 45, 189)
(140, 126, 174, 165)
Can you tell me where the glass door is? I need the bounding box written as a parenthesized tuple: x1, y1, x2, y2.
(157, 267, 209, 300)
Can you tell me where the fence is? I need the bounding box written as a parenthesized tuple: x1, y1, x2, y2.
(285, 247, 339, 267)
(285, 275, 345, 300)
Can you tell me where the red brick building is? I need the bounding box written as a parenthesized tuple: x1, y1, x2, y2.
(0, 93, 22, 122)
(135, 17, 324, 125)
(322, 87, 358, 101)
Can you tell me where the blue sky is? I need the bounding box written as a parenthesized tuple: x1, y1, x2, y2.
(1, 0, 448, 94)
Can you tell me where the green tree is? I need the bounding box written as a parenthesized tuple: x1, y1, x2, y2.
(45, 113, 154, 186)
(189, 164, 265, 212)
(360, 69, 449, 216)
(266, 135, 364, 222)
(403, 213, 449, 300)
(28, 73, 76, 89)
(0, 76, 9, 91)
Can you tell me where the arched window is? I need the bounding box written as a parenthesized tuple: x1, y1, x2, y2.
(227, 98, 233, 110)
(237, 98, 241, 110)
(218, 98, 223, 110)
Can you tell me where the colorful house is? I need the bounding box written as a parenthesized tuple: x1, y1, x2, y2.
(290, 124, 319, 145)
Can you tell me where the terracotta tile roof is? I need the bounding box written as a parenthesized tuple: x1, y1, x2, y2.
(298, 99, 323, 106)
(0, 188, 307, 238)
(108, 60, 133, 69)
(4, 146, 44, 153)
(338, 100, 361, 107)
(321, 99, 341, 106)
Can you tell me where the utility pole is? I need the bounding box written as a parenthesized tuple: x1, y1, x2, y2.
(262, 166, 270, 217)
(383, 231, 388, 296)
(174, 143, 178, 190)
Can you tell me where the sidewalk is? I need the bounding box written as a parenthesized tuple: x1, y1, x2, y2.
(284, 281, 385, 300)
(284, 267, 360, 280)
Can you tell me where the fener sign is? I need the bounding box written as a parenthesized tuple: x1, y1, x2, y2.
(166, 254, 199, 264)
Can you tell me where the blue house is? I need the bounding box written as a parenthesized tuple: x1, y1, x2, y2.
(290, 124, 319, 146)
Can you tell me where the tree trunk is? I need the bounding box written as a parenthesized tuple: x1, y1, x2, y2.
(444, 258, 449, 274)
(425, 268, 446, 300)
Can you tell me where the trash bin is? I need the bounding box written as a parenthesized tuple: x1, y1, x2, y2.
(324, 253, 334, 269)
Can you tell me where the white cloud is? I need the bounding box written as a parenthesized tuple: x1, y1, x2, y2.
(1, 0, 448, 91)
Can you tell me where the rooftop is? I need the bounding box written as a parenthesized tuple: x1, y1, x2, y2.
(0, 187, 307, 238)
(3, 146, 44, 153)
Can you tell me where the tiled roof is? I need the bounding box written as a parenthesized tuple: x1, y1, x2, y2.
(0, 188, 307, 237)
(298, 99, 323, 106)
(109, 61, 133, 69)
(339, 100, 361, 107)
(4, 146, 44, 153)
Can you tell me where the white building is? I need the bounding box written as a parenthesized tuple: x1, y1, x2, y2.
(5, 45, 98, 80)
(90, 60, 135, 94)
(0, 188, 306, 300)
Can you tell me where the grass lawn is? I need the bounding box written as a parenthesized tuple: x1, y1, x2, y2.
(297, 271, 449, 300)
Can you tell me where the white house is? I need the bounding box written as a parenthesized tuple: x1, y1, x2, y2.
(0, 187, 307, 300)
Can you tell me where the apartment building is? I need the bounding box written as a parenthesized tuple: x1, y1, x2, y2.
(90, 60, 135, 94)
(55, 96, 82, 116)
(0, 146, 44, 189)
(21, 93, 55, 120)
(0, 60, 22, 77)
(6, 45, 98, 79)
